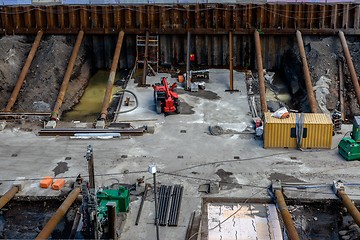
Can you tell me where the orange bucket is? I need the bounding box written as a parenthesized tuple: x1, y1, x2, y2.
(178, 75, 184, 83)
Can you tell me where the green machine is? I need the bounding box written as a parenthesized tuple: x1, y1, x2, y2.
(96, 186, 130, 221)
(338, 116, 360, 161)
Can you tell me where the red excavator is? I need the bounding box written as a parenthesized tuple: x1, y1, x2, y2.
(152, 77, 181, 114)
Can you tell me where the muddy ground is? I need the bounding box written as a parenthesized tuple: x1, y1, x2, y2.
(0, 35, 91, 116)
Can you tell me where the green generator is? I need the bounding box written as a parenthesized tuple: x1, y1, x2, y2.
(96, 186, 130, 221)
(338, 116, 360, 161)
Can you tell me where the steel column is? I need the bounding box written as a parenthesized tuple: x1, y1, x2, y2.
(275, 190, 300, 240)
(338, 190, 360, 227)
(0, 186, 19, 209)
(296, 30, 318, 113)
(100, 31, 125, 120)
(35, 187, 81, 240)
(339, 30, 360, 108)
(254, 30, 268, 114)
(186, 31, 191, 90)
(51, 30, 84, 120)
(141, 31, 149, 86)
(338, 58, 345, 121)
(229, 31, 234, 91)
(5, 30, 43, 112)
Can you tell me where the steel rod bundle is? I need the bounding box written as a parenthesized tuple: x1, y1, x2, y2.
(168, 185, 184, 226)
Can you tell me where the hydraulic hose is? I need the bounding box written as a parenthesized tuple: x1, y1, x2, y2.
(114, 90, 139, 114)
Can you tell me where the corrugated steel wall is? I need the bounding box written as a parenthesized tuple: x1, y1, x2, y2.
(0, 3, 359, 68)
(263, 113, 333, 149)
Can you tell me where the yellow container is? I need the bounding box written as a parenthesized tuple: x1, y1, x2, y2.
(264, 112, 333, 149)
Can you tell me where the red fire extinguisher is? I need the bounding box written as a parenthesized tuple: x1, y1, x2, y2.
(190, 53, 195, 62)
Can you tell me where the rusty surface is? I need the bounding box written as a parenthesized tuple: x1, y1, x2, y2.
(51, 30, 84, 121)
(100, 31, 125, 120)
(0, 186, 19, 209)
(339, 30, 360, 109)
(0, 4, 358, 35)
(254, 30, 268, 114)
(296, 30, 318, 113)
(338, 190, 360, 227)
(275, 190, 300, 240)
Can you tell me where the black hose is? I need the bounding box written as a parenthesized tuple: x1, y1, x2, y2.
(114, 89, 139, 114)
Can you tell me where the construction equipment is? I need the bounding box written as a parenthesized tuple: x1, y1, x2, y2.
(152, 77, 181, 114)
(338, 116, 360, 161)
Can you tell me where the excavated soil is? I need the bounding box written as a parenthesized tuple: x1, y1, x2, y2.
(0, 35, 91, 116)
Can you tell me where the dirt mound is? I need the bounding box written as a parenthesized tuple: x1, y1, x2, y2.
(0, 35, 32, 109)
(0, 35, 91, 116)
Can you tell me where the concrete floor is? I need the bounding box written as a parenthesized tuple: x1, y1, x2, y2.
(1, 69, 360, 239)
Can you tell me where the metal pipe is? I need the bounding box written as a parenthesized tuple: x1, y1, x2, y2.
(5, 30, 43, 112)
(186, 31, 191, 90)
(107, 202, 117, 240)
(338, 190, 360, 226)
(135, 183, 149, 225)
(35, 187, 81, 240)
(69, 209, 81, 239)
(0, 186, 19, 209)
(229, 31, 234, 91)
(153, 173, 160, 240)
(338, 58, 345, 121)
(339, 30, 360, 108)
(254, 30, 268, 114)
(274, 190, 300, 240)
(296, 30, 318, 113)
(141, 31, 149, 86)
(100, 31, 125, 120)
(51, 30, 84, 120)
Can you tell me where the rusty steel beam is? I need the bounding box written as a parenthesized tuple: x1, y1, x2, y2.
(296, 30, 318, 113)
(275, 190, 300, 240)
(339, 30, 360, 108)
(254, 30, 268, 114)
(337, 189, 360, 227)
(5, 30, 43, 112)
(229, 31, 234, 91)
(141, 31, 149, 86)
(100, 31, 125, 120)
(0, 186, 19, 209)
(51, 30, 84, 121)
(2, 28, 360, 36)
(35, 187, 81, 240)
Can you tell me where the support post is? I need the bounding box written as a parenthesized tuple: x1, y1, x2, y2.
(107, 202, 117, 240)
(35, 187, 81, 240)
(338, 58, 345, 121)
(254, 30, 267, 113)
(272, 180, 300, 240)
(339, 30, 360, 108)
(99, 31, 125, 125)
(140, 31, 149, 87)
(49, 30, 84, 124)
(229, 31, 234, 90)
(5, 30, 43, 112)
(334, 181, 360, 227)
(296, 30, 318, 113)
(85, 145, 95, 189)
(0, 186, 19, 209)
(153, 173, 160, 240)
(225, 31, 239, 93)
(186, 31, 191, 90)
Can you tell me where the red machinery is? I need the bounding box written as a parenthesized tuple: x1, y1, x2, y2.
(152, 77, 181, 114)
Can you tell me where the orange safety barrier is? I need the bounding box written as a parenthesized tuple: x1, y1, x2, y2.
(40, 176, 53, 188)
(52, 179, 66, 190)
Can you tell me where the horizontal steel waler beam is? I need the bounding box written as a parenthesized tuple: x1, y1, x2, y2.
(2, 28, 360, 35)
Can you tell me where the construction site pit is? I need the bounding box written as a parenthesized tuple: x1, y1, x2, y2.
(2, 10, 360, 239)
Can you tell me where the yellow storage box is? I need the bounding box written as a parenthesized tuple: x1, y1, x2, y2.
(264, 112, 333, 149)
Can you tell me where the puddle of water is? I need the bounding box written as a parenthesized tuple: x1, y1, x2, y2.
(62, 70, 122, 122)
(52, 162, 69, 177)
